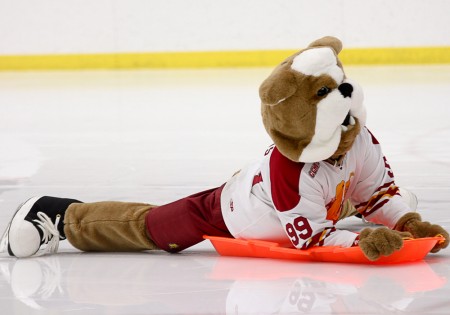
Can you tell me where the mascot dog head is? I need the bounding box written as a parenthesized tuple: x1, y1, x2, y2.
(260, 36, 366, 163)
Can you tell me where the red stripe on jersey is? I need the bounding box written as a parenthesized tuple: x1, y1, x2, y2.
(364, 199, 389, 217)
(366, 128, 380, 145)
(355, 181, 395, 209)
(358, 185, 399, 217)
(270, 147, 304, 212)
(301, 227, 336, 249)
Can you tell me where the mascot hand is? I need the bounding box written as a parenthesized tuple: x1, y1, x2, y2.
(358, 227, 412, 261)
(395, 212, 449, 253)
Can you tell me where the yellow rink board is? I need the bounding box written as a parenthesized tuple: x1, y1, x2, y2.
(0, 47, 449, 71)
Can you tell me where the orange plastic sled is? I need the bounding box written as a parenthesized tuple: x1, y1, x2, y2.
(204, 235, 444, 264)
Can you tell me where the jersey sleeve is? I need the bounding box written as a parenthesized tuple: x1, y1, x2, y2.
(350, 128, 411, 228)
(269, 148, 359, 249)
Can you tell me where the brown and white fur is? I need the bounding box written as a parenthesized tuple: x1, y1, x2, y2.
(260, 36, 366, 163)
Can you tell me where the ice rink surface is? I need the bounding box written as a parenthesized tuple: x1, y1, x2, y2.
(0, 65, 449, 314)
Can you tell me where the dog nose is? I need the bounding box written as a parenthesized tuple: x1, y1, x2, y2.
(338, 83, 353, 98)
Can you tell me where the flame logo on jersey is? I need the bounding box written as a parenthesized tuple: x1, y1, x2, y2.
(326, 172, 354, 223)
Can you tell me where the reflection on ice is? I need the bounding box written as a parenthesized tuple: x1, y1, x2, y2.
(0, 252, 447, 314)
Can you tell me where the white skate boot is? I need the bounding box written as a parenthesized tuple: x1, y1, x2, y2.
(0, 196, 81, 258)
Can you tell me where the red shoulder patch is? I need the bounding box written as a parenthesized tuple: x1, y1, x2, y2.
(269, 147, 304, 212)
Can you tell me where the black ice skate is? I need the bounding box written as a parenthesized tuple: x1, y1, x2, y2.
(0, 196, 81, 258)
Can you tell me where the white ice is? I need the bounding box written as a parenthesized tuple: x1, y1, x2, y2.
(0, 65, 449, 314)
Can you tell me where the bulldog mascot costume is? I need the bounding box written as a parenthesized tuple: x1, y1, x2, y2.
(1, 36, 448, 261)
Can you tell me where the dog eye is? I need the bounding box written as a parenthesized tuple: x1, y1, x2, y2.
(317, 86, 331, 97)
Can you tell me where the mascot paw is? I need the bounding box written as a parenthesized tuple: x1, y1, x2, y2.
(395, 212, 449, 253)
(358, 227, 412, 261)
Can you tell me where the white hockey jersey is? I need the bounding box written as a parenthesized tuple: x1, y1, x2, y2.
(220, 127, 411, 249)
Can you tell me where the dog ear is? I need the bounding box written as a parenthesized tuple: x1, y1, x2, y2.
(259, 68, 297, 106)
(308, 36, 342, 55)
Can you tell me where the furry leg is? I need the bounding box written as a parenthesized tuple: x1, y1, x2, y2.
(64, 201, 158, 252)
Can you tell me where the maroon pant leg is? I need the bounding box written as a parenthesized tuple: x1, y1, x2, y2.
(145, 185, 232, 252)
